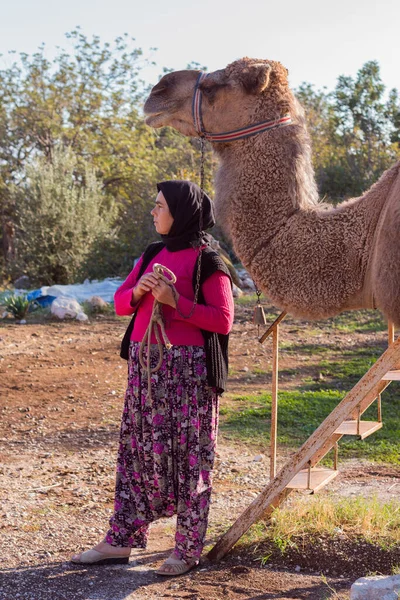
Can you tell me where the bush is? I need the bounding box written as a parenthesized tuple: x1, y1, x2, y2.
(4, 293, 30, 319)
(10, 147, 116, 285)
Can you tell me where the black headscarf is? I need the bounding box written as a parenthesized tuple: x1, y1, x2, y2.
(156, 180, 215, 252)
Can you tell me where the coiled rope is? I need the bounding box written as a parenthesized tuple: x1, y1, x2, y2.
(138, 263, 177, 400)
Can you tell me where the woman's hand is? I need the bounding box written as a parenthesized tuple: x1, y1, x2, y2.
(131, 273, 160, 305)
(151, 280, 178, 308)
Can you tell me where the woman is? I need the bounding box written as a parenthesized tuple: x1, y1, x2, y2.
(71, 180, 234, 576)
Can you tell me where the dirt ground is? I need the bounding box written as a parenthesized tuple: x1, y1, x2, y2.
(1, 304, 399, 600)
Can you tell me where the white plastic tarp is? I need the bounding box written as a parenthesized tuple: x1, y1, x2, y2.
(40, 278, 124, 303)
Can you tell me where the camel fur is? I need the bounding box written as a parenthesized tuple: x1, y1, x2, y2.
(144, 58, 400, 326)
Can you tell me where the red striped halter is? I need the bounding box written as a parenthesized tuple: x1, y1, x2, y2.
(192, 72, 292, 143)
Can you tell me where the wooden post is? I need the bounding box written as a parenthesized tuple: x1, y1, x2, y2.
(377, 393, 382, 423)
(334, 442, 338, 471)
(259, 311, 287, 344)
(307, 461, 312, 490)
(352, 380, 390, 419)
(270, 325, 279, 479)
(388, 321, 395, 346)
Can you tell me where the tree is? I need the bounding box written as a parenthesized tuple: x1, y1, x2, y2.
(11, 147, 115, 285)
(0, 30, 147, 272)
(332, 60, 400, 196)
(295, 83, 337, 197)
(297, 61, 400, 201)
(0, 31, 215, 279)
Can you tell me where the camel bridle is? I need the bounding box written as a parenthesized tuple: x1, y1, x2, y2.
(192, 71, 293, 143)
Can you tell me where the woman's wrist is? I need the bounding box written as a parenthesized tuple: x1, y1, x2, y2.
(131, 286, 142, 306)
(171, 286, 179, 309)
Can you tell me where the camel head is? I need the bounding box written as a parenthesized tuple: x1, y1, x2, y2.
(144, 57, 291, 139)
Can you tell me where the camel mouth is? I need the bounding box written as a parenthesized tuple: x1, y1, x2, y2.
(144, 113, 167, 128)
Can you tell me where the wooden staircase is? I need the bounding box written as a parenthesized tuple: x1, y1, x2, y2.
(208, 317, 400, 561)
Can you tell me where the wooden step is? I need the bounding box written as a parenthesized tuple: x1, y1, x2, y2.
(382, 370, 400, 381)
(286, 467, 339, 493)
(334, 420, 382, 440)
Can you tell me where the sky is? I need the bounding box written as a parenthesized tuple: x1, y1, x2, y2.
(0, 0, 399, 95)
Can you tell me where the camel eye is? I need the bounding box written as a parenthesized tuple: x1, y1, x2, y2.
(200, 85, 217, 102)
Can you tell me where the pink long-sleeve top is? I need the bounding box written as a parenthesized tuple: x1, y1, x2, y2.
(114, 246, 234, 346)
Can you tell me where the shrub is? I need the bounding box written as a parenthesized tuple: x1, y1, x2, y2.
(10, 147, 116, 285)
(4, 293, 30, 319)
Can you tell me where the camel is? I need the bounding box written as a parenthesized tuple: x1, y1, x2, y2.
(144, 58, 400, 327)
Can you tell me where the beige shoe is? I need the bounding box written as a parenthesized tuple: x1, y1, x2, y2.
(71, 548, 130, 565)
(155, 553, 198, 576)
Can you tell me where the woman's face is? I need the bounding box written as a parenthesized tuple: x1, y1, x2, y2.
(151, 191, 174, 235)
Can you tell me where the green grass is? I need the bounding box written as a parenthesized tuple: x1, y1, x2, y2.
(324, 309, 388, 333)
(280, 341, 332, 355)
(238, 495, 400, 549)
(220, 389, 342, 445)
(220, 374, 400, 464)
(232, 495, 400, 584)
(234, 293, 259, 306)
(306, 352, 379, 390)
(222, 305, 400, 464)
(235, 297, 387, 332)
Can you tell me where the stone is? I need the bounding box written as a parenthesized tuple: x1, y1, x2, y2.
(350, 575, 400, 599)
(88, 295, 108, 310)
(76, 311, 89, 321)
(14, 275, 31, 289)
(241, 277, 256, 291)
(51, 296, 88, 321)
(253, 455, 264, 462)
(232, 284, 243, 298)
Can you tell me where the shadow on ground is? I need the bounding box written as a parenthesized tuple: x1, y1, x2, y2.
(0, 554, 351, 600)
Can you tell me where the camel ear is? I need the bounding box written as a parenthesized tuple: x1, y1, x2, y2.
(240, 63, 272, 94)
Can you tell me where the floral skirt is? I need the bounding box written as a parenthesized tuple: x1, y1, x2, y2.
(106, 342, 218, 562)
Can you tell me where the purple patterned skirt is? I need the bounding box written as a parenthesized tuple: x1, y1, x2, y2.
(106, 342, 218, 562)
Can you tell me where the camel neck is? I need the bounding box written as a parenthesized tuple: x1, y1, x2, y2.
(213, 123, 318, 268)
